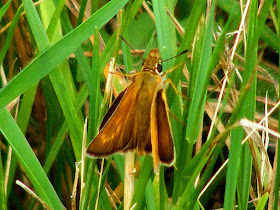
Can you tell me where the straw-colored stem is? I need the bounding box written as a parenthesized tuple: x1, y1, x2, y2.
(124, 151, 135, 210)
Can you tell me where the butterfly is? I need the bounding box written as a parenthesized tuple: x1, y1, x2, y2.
(86, 49, 175, 173)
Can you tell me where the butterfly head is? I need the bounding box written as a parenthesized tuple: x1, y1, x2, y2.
(142, 49, 162, 74)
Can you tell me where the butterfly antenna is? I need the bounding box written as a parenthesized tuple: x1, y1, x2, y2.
(119, 35, 137, 53)
(161, 49, 188, 62)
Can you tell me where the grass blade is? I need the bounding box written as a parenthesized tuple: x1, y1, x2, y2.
(0, 108, 63, 209)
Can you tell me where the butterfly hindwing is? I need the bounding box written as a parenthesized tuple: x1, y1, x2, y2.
(155, 89, 174, 165)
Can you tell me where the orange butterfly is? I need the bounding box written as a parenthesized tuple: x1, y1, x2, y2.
(86, 49, 175, 173)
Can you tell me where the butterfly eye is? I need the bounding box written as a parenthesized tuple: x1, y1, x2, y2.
(157, 64, 162, 72)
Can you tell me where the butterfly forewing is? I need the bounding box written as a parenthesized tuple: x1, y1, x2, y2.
(86, 83, 139, 157)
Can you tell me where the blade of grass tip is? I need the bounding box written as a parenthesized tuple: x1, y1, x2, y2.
(0, 0, 12, 22)
(0, 108, 63, 208)
(100, 33, 118, 73)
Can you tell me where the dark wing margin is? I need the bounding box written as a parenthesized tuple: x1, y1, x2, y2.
(99, 88, 127, 130)
(155, 89, 174, 165)
(86, 84, 138, 157)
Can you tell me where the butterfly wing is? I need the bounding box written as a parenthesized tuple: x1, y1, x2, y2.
(99, 89, 126, 130)
(154, 89, 175, 165)
(86, 82, 139, 157)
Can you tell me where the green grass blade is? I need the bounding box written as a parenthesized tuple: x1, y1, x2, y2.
(0, 108, 63, 209)
(43, 84, 89, 173)
(224, 0, 259, 208)
(48, 65, 83, 159)
(256, 192, 269, 210)
(152, 0, 176, 68)
(0, 0, 129, 110)
(132, 156, 153, 210)
(0, 0, 12, 22)
(46, 0, 67, 41)
(173, 0, 207, 86)
(185, 0, 216, 143)
(22, 0, 49, 50)
(0, 150, 7, 210)
(77, 0, 88, 25)
(88, 28, 101, 140)
(152, 1, 179, 208)
(0, 5, 23, 65)
(145, 179, 157, 210)
(275, 0, 280, 209)
(172, 0, 207, 202)
(5, 84, 39, 197)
